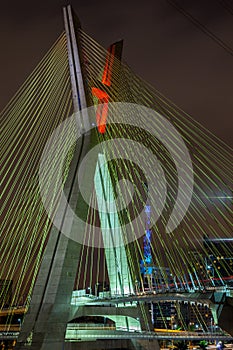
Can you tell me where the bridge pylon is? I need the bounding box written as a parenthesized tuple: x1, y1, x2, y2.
(15, 5, 151, 350)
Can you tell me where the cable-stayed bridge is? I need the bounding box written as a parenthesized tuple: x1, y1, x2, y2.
(0, 4, 232, 350)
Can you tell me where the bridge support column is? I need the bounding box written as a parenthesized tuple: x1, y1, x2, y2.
(210, 291, 226, 325)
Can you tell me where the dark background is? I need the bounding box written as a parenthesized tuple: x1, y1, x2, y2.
(0, 0, 232, 146)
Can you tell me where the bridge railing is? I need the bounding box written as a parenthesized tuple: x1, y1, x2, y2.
(67, 323, 116, 330)
(0, 324, 20, 332)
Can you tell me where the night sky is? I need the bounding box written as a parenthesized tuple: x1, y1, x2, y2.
(0, 0, 232, 146)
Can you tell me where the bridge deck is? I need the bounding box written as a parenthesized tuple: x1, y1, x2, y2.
(65, 329, 233, 341)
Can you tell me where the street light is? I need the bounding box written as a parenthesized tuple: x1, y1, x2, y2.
(135, 280, 138, 292)
(95, 282, 99, 297)
(18, 318, 21, 329)
(210, 318, 213, 333)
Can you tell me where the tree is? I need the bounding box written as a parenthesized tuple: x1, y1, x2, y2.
(199, 340, 208, 350)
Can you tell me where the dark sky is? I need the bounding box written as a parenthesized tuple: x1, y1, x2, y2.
(0, 0, 232, 146)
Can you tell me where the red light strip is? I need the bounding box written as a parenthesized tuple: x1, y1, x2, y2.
(92, 43, 118, 134)
(92, 87, 109, 134)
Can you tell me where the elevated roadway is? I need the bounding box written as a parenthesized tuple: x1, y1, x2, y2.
(65, 328, 233, 342)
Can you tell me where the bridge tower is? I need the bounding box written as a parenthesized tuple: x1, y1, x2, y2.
(15, 5, 154, 350)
